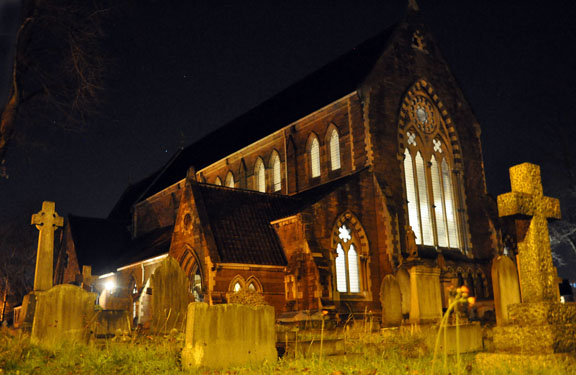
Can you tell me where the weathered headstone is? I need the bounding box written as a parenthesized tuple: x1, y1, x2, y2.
(491, 255, 521, 325)
(409, 264, 442, 323)
(150, 256, 191, 333)
(93, 310, 131, 338)
(31, 201, 64, 291)
(396, 268, 411, 316)
(31, 284, 97, 347)
(490, 163, 576, 354)
(182, 303, 276, 369)
(380, 274, 403, 326)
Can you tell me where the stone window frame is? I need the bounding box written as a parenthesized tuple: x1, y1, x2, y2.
(214, 176, 222, 186)
(253, 157, 266, 192)
(326, 124, 341, 172)
(398, 80, 471, 255)
(306, 133, 321, 179)
(330, 211, 371, 301)
(269, 150, 282, 193)
(225, 171, 235, 188)
(246, 275, 263, 292)
(229, 275, 245, 292)
(178, 247, 204, 299)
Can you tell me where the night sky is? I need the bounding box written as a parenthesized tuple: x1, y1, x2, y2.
(1, 1, 576, 262)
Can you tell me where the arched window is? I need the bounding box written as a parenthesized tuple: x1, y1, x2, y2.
(246, 276, 263, 292)
(225, 171, 235, 188)
(214, 177, 222, 186)
(270, 151, 281, 192)
(233, 282, 242, 292)
(400, 85, 467, 252)
(332, 212, 369, 295)
(308, 135, 320, 178)
(254, 158, 266, 192)
(328, 128, 341, 171)
(229, 275, 245, 292)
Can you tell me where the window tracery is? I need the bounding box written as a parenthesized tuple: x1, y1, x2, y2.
(400, 83, 468, 252)
(332, 213, 369, 295)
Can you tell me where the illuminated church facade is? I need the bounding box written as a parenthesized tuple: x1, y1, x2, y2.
(55, 3, 499, 324)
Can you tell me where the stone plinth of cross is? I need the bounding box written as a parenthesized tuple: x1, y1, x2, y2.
(31, 201, 64, 291)
(497, 163, 560, 303)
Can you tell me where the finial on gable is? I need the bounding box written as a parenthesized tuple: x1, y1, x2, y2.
(408, 0, 419, 11)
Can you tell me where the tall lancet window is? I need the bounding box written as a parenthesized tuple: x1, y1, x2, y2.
(308, 135, 320, 178)
(270, 151, 281, 192)
(332, 212, 369, 295)
(254, 158, 266, 192)
(328, 128, 341, 171)
(225, 171, 235, 188)
(400, 85, 467, 252)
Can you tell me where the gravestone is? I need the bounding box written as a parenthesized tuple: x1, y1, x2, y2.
(182, 303, 276, 369)
(19, 202, 64, 330)
(380, 274, 403, 326)
(408, 264, 442, 323)
(491, 255, 521, 325)
(492, 163, 576, 353)
(396, 268, 411, 316)
(31, 201, 64, 291)
(31, 284, 97, 347)
(150, 256, 191, 333)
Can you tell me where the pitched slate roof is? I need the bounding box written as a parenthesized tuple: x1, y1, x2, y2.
(193, 183, 300, 266)
(67, 215, 131, 275)
(109, 25, 397, 222)
(190, 170, 369, 266)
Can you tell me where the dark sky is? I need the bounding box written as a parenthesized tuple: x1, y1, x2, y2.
(1, 1, 576, 234)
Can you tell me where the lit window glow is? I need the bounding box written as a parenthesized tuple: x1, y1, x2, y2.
(329, 129, 341, 171)
(335, 244, 347, 292)
(271, 152, 281, 192)
(310, 136, 320, 178)
(254, 158, 266, 192)
(233, 282, 242, 292)
(225, 171, 234, 188)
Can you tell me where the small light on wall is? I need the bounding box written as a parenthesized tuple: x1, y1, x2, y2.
(105, 280, 116, 293)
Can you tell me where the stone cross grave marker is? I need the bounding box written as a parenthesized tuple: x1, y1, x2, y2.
(497, 163, 560, 303)
(31, 201, 63, 291)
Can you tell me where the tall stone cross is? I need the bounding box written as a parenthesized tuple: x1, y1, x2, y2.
(31, 201, 64, 291)
(497, 163, 561, 303)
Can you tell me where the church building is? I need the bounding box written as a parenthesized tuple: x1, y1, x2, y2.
(55, 3, 499, 326)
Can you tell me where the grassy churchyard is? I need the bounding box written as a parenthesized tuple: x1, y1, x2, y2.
(1, 324, 575, 375)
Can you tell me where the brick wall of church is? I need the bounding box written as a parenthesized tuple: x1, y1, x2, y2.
(304, 170, 395, 314)
(195, 93, 367, 196)
(133, 181, 184, 238)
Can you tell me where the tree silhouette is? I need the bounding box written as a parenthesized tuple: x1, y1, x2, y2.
(0, 0, 110, 177)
